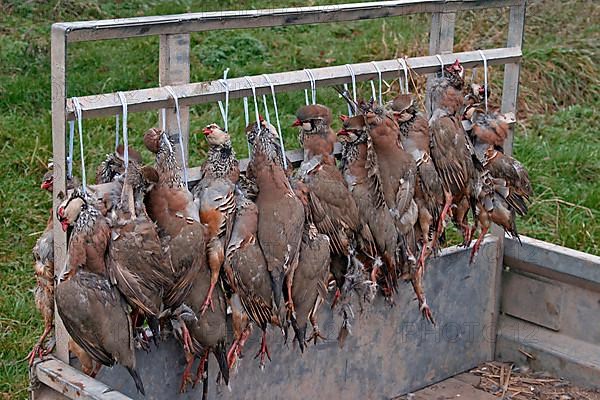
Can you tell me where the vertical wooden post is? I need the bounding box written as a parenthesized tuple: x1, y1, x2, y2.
(501, 2, 527, 156)
(492, 0, 527, 358)
(429, 12, 456, 55)
(50, 24, 69, 364)
(158, 34, 191, 165)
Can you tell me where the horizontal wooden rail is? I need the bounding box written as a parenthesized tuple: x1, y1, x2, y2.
(54, 0, 523, 43)
(34, 357, 132, 400)
(65, 47, 521, 120)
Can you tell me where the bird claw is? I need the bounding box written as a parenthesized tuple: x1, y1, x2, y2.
(200, 294, 215, 315)
(420, 301, 435, 325)
(27, 345, 44, 367)
(307, 327, 326, 345)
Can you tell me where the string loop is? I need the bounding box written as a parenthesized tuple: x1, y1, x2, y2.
(217, 68, 230, 132)
(303, 69, 317, 105)
(371, 61, 383, 105)
(116, 92, 129, 177)
(262, 74, 287, 170)
(435, 54, 445, 77)
(478, 50, 489, 113)
(71, 97, 87, 193)
(164, 86, 189, 189)
(398, 58, 409, 94)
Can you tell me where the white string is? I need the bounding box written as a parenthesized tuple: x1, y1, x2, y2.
(244, 76, 261, 156)
(67, 120, 74, 179)
(369, 81, 377, 103)
(478, 50, 489, 113)
(343, 83, 353, 116)
(345, 64, 357, 102)
(262, 94, 271, 125)
(71, 97, 87, 193)
(435, 54, 445, 77)
(217, 68, 230, 132)
(161, 109, 166, 131)
(398, 58, 409, 94)
(262, 74, 287, 170)
(164, 86, 188, 190)
(303, 69, 316, 105)
(116, 92, 129, 176)
(115, 114, 119, 151)
(371, 61, 383, 105)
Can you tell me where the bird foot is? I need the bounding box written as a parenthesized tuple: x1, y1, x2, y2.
(420, 301, 435, 325)
(227, 340, 239, 370)
(192, 350, 209, 388)
(181, 323, 194, 355)
(254, 335, 271, 368)
(27, 344, 44, 367)
(134, 329, 151, 353)
(178, 360, 194, 394)
(199, 293, 215, 315)
(308, 326, 326, 345)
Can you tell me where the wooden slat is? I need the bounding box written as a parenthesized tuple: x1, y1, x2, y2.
(158, 34, 191, 168)
(35, 358, 132, 400)
(56, 0, 523, 43)
(65, 47, 522, 120)
(501, 270, 563, 331)
(50, 24, 70, 364)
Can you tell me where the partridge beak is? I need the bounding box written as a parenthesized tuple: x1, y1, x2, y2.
(292, 118, 302, 127)
(337, 129, 349, 137)
(339, 115, 349, 122)
(202, 127, 212, 135)
(60, 219, 70, 232)
(41, 180, 52, 190)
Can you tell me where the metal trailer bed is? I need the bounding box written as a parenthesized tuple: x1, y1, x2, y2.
(32, 1, 600, 398)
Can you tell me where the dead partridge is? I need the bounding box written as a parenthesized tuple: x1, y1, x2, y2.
(389, 94, 445, 269)
(96, 145, 143, 184)
(291, 223, 330, 352)
(427, 59, 478, 246)
(55, 190, 145, 395)
(192, 124, 238, 314)
(224, 187, 279, 368)
(143, 127, 203, 311)
(107, 163, 173, 344)
(337, 115, 399, 297)
(245, 120, 305, 324)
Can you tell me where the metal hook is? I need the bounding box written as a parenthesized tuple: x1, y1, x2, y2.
(71, 97, 87, 193)
(435, 54, 445, 77)
(371, 61, 383, 105)
(303, 68, 317, 105)
(116, 92, 129, 177)
(217, 68, 230, 132)
(398, 58, 409, 94)
(262, 74, 288, 170)
(164, 85, 189, 190)
(478, 50, 489, 113)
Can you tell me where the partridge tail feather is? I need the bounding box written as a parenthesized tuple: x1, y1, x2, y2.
(214, 342, 230, 385)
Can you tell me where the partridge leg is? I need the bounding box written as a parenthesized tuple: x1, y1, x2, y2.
(470, 225, 489, 264)
(435, 191, 453, 238)
(179, 352, 195, 394)
(254, 330, 271, 368)
(307, 297, 326, 345)
(410, 266, 435, 325)
(28, 323, 53, 366)
(179, 318, 194, 355)
(192, 349, 210, 388)
(331, 287, 341, 309)
(201, 241, 224, 314)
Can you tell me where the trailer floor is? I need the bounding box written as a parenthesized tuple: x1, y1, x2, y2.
(397, 362, 600, 400)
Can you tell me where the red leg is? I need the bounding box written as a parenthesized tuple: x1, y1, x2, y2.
(227, 325, 252, 368)
(179, 353, 195, 394)
(193, 349, 209, 388)
(410, 266, 435, 325)
(331, 288, 341, 309)
(28, 323, 53, 366)
(470, 225, 489, 264)
(199, 281, 216, 315)
(254, 330, 271, 368)
(180, 320, 194, 355)
(436, 192, 453, 238)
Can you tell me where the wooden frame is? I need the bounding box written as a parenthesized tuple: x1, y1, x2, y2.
(42, 1, 528, 398)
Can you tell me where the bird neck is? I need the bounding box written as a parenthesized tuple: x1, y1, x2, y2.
(205, 142, 238, 179)
(156, 140, 184, 188)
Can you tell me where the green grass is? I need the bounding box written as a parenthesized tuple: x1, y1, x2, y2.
(0, 0, 598, 397)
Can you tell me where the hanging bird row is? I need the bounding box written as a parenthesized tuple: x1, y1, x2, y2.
(30, 59, 531, 397)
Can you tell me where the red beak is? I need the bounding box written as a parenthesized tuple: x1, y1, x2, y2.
(60, 219, 69, 232)
(339, 115, 349, 122)
(337, 129, 349, 136)
(57, 206, 64, 219)
(453, 59, 461, 68)
(41, 180, 52, 190)
(292, 118, 302, 127)
(202, 127, 212, 135)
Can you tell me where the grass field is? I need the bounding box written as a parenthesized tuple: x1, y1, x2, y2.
(0, 0, 598, 397)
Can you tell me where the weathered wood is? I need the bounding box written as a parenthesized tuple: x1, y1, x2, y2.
(93, 238, 501, 400)
(500, 2, 526, 156)
(35, 358, 132, 400)
(64, 47, 521, 120)
(55, 1, 522, 43)
(501, 270, 563, 331)
(50, 23, 70, 364)
(496, 315, 600, 389)
(158, 34, 190, 167)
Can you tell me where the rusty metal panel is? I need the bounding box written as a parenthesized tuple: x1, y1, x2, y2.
(88, 239, 498, 400)
(501, 271, 563, 331)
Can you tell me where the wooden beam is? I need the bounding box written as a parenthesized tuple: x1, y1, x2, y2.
(34, 358, 133, 400)
(64, 47, 521, 120)
(50, 24, 70, 364)
(500, 2, 526, 156)
(158, 34, 191, 169)
(55, 0, 522, 43)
